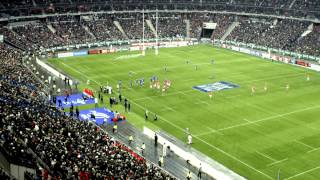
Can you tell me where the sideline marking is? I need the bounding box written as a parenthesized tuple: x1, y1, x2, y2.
(294, 140, 314, 150)
(285, 166, 320, 180)
(267, 158, 288, 167)
(256, 151, 277, 162)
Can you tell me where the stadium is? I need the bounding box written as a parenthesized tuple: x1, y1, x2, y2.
(0, 0, 320, 179)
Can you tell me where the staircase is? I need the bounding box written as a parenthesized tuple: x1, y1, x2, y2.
(113, 21, 128, 39)
(298, 23, 313, 40)
(185, 19, 191, 38)
(47, 24, 56, 33)
(31, 0, 37, 7)
(146, 19, 157, 37)
(289, 0, 297, 9)
(82, 25, 96, 39)
(221, 21, 239, 41)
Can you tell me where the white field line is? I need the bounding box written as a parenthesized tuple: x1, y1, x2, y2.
(308, 147, 320, 153)
(242, 118, 262, 127)
(242, 101, 317, 133)
(162, 106, 176, 112)
(59, 61, 273, 180)
(195, 105, 320, 137)
(267, 158, 288, 167)
(285, 166, 320, 180)
(195, 100, 210, 106)
(178, 91, 188, 96)
(195, 98, 211, 105)
(256, 151, 277, 162)
(206, 127, 224, 136)
(294, 140, 315, 150)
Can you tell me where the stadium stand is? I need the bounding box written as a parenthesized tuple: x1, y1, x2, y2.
(0, 0, 319, 18)
(0, 43, 176, 179)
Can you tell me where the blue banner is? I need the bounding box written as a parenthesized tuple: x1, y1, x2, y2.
(56, 93, 95, 108)
(79, 108, 117, 125)
(73, 50, 88, 56)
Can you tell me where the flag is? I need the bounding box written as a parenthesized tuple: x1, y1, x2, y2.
(83, 88, 94, 98)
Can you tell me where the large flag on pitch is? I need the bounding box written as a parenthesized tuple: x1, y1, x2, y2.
(83, 88, 94, 98)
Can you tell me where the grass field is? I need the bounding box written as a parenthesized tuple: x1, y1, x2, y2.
(48, 45, 320, 180)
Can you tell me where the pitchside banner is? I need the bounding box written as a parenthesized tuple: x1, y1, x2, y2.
(73, 50, 88, 56)
(57, 52, 73, 58)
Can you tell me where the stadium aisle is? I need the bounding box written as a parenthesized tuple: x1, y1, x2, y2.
(103, 123, 215, 180)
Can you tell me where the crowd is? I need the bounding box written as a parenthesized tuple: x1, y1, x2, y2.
(292, 24, 320, 56)
(0, 168, 13, 180)
(225, 17, 319, 55)
(117, 13, 155, 40)
(0, 0, 319, 19)
(0, 43, 175, 179)
(85, 14, 124, 42)
(1, 13, 319, 57)
(0, 0, 320, 18)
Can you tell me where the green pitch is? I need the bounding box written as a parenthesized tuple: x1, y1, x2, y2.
(48, 45, 320, 180)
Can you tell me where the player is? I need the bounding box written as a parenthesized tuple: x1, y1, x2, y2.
(286, 83, 290, 91)
(86, 79, 90, 85)
(157, 81, 161, 90)
(162, 87, 166, 95)
(208, 91, 213, 99)
(187, 134, 192, 145)
(251, 85, 256, 95)
(264, 83, 268, 92)
(306, 74, 310, 81)
(185, 128, 190, 135)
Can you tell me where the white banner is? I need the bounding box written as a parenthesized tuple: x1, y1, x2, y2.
(203, 22, 217, 29)
(57, 52, 73, 58)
